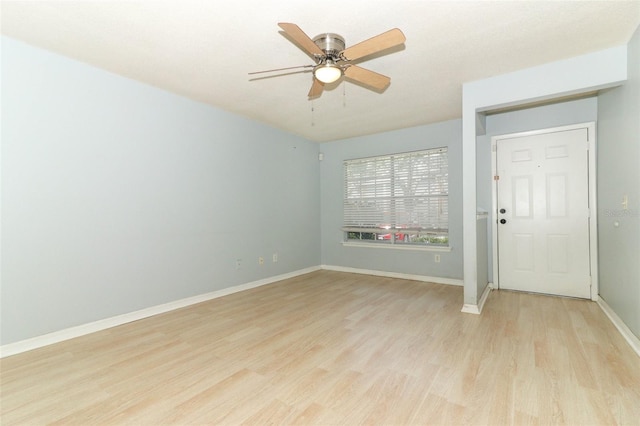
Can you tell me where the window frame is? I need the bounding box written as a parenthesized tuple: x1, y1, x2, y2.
(342, 147, 449, 249)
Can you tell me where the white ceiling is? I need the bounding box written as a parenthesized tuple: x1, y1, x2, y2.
(2, 1, 639, 142)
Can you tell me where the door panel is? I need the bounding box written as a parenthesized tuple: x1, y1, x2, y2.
(547, 234, 569, 273)
(514, 234, 534, 271)
(513, 176, 533, 218)
(497, 128, 591, 299)
(547, 174, 567, 217)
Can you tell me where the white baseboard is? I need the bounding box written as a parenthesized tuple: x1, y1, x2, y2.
(461, 303, 480, 314)
(0, 266, 321, 358)
(320, 265, 463, 286)
(477, 283, 492, 313)
(596, 296, 640, 357)
(461, 283, 492, 315)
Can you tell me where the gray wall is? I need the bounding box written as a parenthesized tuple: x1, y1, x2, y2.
(478, 97, 599, 282)
(597, 26, 640, 338)
(1, 37, 320, 345)
(320, 119, 463, 279)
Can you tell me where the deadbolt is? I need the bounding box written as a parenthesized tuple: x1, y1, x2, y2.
(499, 208, 506, 214)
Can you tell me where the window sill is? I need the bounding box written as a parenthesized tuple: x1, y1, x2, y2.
(341, 242, 452, 252)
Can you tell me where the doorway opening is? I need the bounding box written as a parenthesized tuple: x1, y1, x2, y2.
(491, 123, 598, 300)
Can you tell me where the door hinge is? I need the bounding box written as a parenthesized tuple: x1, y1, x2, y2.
(494, 175, 500, 180)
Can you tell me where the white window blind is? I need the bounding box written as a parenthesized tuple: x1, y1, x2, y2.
(343, 148, 448, 245)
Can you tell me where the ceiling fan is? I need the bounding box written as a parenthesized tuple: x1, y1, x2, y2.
(250, 23, 406, 99)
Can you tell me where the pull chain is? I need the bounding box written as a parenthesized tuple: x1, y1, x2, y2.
(343, 80, 347, 107)
(311, 98, 315, 126)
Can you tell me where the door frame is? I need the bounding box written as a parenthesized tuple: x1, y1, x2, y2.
(490, 122, 598, 300)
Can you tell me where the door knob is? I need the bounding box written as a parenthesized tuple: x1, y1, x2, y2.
(499, 208, 506, 214)
(500, 219, 507, 224)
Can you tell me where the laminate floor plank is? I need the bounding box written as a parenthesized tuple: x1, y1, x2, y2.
(1, 270, 639, 425)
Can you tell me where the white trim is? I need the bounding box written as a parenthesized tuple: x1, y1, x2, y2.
(597, 297, 640, 358)
(341, 242, 452, 252)
(586, 123, 599, 301)
(461, 284, 492, 315)
(461, 304, 480, 314)
(0, 266, 321, 358)
(491, 137, 500, 291)
(477, 284, 491, 313)
(321, 264, 463, 286)
(490, 122, 598, 300)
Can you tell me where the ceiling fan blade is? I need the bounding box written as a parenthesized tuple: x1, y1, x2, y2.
(248, 65, 313, 75)
(344, 65, 391, 90)
(341, 28, 406, 61)
(278, 22, 325, 58)
(308, 79, 324, 99)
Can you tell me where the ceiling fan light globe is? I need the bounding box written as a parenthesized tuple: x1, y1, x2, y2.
(314, 64, 342, 84)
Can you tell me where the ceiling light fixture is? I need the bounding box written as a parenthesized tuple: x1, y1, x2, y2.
(314, 61, 342, 84)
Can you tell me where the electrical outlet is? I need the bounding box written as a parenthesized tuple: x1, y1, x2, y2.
(434, 254, 441, 263)
(258, 257, 264, 265)
(273, 253, 278, 263)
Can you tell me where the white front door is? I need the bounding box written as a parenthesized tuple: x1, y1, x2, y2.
(495, 127, 592, 299)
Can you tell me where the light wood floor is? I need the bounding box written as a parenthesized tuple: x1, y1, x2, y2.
(1, 271, 639, 425)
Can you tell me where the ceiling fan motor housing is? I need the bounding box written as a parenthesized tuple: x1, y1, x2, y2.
(312, 33, 345, 60)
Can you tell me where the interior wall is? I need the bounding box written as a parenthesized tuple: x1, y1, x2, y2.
(597, 26, 640, 339)
(478, 97, 599, 283)
(0, 37, 321, 345)
(319, 119, 463, 280)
